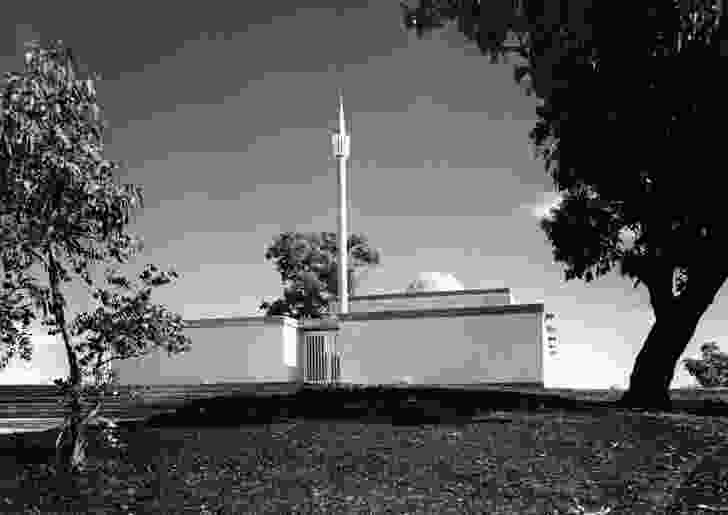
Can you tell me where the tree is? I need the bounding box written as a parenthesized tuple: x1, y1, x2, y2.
(0, 40, 191, 473)
(259, 231, 381, 319)
(399, 0, 728, 410)
(682, 341, 728, 387)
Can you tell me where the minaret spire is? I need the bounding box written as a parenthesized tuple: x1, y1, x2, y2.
(331, 91, 350, 315)
(338, 90, 346, 137)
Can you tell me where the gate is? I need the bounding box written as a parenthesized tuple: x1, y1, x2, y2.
(303, 331, 341, 384)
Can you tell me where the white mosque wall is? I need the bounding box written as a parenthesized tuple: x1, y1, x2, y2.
(112, 316, 300, 385)
(336, 305, 544, 386)
(112, 304, 543, 387)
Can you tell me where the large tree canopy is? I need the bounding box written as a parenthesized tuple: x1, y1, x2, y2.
(400, 0, 728, 409)
(260, 231, 381, 319)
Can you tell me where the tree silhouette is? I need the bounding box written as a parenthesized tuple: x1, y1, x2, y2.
(399, 0, 728, 410)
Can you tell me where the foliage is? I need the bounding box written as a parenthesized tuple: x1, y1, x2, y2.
(683, 341, 728, 387)
(0, 275, 36, 369)
(259, 231, 381, 319)
(399, 0, 728, 406)
(68, 264, 190, 377)
(400, 0, 728, 291)
(0, 39, 191, 472)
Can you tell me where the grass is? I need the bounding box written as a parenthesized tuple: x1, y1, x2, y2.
(1, 386, 728, 514)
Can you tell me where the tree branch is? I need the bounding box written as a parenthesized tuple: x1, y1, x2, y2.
(94, 350, 146, 370)
(679, 263, 728, 319)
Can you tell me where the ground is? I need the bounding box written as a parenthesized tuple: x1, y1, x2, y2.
(1, 387, 728, 514)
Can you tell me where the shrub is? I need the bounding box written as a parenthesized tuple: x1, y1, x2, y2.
(682, 342, 728, 388)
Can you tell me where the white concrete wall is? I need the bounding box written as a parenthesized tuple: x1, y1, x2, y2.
(113, 316, 300, 385)
(111, 306, 544, 387)
(335, 306, 544, 386)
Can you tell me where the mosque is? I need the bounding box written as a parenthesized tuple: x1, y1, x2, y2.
(113, 271, 546, 388)
(113, 97, 548, 389)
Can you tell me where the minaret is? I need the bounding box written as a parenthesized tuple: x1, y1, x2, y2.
(331, 92, 351, 314)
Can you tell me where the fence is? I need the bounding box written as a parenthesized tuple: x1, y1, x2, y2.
(303, 331, 341, 384)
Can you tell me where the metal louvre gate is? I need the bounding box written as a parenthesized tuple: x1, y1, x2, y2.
(303, 332, 341, 384)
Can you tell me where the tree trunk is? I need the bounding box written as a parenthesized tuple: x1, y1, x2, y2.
(619, 307, 703, 412)
(56, 403, 88, 474)
(620, 252, 728, 412)
(46, 246, 86, 474)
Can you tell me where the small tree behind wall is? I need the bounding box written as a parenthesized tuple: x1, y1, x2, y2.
(260, 231, 381, 320)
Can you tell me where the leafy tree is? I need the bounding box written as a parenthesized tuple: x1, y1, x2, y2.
(260, 231, 381, 319)
(0, 40, 191, 473)
(682, 341, 728, 387)
(399, 0, 728, 410)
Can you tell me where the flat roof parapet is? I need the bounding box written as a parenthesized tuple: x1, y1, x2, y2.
(338, 303, 543, 322)
(184, 315, 298, 329)
(349, 287, 510, 302)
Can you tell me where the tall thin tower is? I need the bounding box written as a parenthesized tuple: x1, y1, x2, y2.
(331, 92, 351, 314)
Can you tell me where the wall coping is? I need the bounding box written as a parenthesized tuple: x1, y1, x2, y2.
(184, 315, 298, 329)
(183, 302, 543, 330)
(349, 287, 510, 302)
(302, 303, 544, 329)
(338, 303, 543, 322)
(299, 318, 341, 332)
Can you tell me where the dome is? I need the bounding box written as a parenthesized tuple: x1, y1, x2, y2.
(405, 272, 464, 293)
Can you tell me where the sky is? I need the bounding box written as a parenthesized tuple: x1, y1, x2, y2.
(1, 1, 724, 388)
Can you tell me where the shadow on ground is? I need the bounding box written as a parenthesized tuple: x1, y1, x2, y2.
(4, 386, 728, 465)
(140, 385, 728, 429)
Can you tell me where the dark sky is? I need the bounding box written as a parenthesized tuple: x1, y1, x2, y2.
(2, 1, 723, 388)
